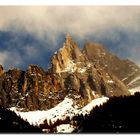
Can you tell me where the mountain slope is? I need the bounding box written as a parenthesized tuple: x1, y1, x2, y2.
(10, 96, 109, 133)
(75, 92, 140, 133)
(50, 34, 130, 97)
(0, 34, 130, 111)
(83, 42, 140, 93)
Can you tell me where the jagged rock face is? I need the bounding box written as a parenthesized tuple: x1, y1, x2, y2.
(83, 42, 140, 91)
(51, 35, 130, 98)
(51, 34, 86, 74)
(0, 35, 131, 111)
(0, 66, 65, 110)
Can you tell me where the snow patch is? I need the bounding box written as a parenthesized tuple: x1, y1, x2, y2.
(122, 77, 129, 81)
(25, 93, 29, 97)
(129, 86, 140, 95)
(107, 80, 114, 84)
(77, 67, 86, 73)
(59, 58, 92, 74)
(10, 97, 78, 126)
(54, 51, 57, 55)
(61, 60, 76, 73)
(87, 63, 91, 68)
(9, 96, 109, 132)
(91, 91, 95, 96)
(56, 124, 76, 133)
(81, 97, 109, 115)
(128, 76, 140, 86)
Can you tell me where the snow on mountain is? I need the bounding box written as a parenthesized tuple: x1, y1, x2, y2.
(56, 124, 76, 133)
(129, 86, 140, 95)
(128, 76, 140, 86)
(60, 59, 76, 73)
(107, 80, 114, 84)
(127, 76, 140, 94)
(81, 97, 109, 115)
(10, 97, 78, 126)
(10, 96, 109, 132)
(57, 59, 91, 74)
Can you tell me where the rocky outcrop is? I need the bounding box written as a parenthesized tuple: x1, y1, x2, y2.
(0, 34, 131, 111)
(51, 34, 130, 98)
(83, 42, 140, 91)
(51, 34, 86, 74)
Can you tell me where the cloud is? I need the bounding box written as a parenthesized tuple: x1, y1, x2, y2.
(0, 6, 140, 38)
(0, 52, 8, 66)
(0, 51, 23, 69)
(0, 6, 140, 69)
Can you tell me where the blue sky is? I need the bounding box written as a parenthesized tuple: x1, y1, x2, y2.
(0, 6, 140, 70)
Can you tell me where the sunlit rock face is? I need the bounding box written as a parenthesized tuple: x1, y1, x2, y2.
(83, 42, 140, 94)
(0, 34, 131, 111)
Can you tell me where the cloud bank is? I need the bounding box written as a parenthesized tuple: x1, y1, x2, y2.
(0, 6, 140, 37)
(0, 6, 140, 69)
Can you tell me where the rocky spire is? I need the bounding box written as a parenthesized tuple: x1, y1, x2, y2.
(51, 34, 84, 74)
(62, 33, 74, 48)
(65, 33, 72, 44)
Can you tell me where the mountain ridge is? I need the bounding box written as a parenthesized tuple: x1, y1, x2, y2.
(1, 34, 139, 111)
(83, 41, 140, 93)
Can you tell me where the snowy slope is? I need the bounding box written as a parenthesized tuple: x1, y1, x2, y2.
(10, 97, 78, 126)
(81, 97, 109, 115)
(129, 86, 140, 95)
(10, 96, 109, 132)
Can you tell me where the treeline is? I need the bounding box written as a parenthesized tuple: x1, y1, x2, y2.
(0, 107, 42, 133)
(73, 92, 140, 133)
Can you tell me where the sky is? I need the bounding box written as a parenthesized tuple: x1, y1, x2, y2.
(0, 6, 140, 70)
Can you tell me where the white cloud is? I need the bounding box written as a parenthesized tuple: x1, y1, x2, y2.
(0, 51, 23, 69)
(0, 52, 8, 66)
(0, 6, 140, 68)
(0, 6, 139, 39)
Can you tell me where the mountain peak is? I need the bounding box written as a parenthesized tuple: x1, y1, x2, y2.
(51, 35, 84, 74)
(0, 35, 132, 112)
(62, 33, 78, 51)
(65, 33, 72, 45)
